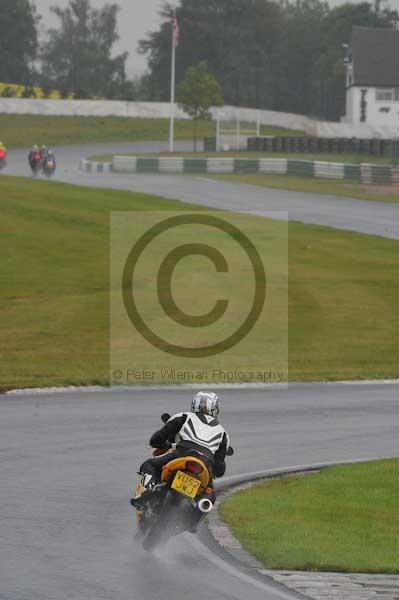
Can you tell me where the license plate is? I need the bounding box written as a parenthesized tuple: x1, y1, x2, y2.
(171, 470, 201, 498)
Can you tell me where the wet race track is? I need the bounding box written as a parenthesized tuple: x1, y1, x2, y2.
(1, 144, 399, 599)
(6, 141, 399, 240)
(1, 385, 399, 600)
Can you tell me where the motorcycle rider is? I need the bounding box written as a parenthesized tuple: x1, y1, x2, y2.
(28, 144, 41, 169)
(0, 141, 7, 167)
(45, 149, 56, 168)
(40, 145, 48, 165)
(131, 391, 230, 528)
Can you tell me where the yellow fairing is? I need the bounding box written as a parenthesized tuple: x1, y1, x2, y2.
(161, 456, 210, 489)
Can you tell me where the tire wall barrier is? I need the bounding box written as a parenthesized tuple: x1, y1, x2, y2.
(246, 136, 399, 157)
(80, 156, 398, 184)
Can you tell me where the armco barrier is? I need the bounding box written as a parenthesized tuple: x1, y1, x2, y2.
(258, 158, 287, 173)
(392, 167, 399, 185)
(234, 158, 259, 173)
(344, 164, 361, 181)
(287, 160, 314, 177)
(314, 161, 344, 179)
(80, 159, 113, 173)
(111, 155, 136, 172)
(159, 157, 184, 173)
(183, 158, 207, 173)
(80, 156, 396, 185)
(136, 157, 159, 173)
(207, 158, 234, 173)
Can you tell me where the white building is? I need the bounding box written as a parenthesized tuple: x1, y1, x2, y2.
(343, 26, 399, 127)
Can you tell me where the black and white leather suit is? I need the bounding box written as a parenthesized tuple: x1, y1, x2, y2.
(140, 411, 230, 482)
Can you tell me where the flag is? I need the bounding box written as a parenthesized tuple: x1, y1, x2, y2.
(173, 13, 180, 48)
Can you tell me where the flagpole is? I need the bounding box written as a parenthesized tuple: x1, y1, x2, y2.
(169, 17, 176, 153)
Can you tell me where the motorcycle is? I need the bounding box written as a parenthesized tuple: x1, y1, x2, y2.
(132, 413, 233, 551)
(30, 156, 41, 177)
(0, 150, 6, 172)
(42, 156, 56, 178)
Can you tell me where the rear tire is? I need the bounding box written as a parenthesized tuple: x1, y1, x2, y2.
(142, 492, 182, 552)
(142, 521, 163, 551)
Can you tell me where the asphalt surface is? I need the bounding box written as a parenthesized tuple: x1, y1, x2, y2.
(1, 384, 398, 600)
(2, 143, 399, 599)
(5, 141, 399, 239)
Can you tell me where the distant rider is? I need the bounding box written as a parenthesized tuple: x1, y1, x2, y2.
(40, 145, 48, 165)
(131, 392, 231, 527)
(28, 144, 41, 169)
(0, 141, 7, 165)
(45, 149, 56, 168)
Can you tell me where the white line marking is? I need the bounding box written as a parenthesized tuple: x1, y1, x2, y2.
(188, 535, 298, 599)
(194, 177, 220, 184)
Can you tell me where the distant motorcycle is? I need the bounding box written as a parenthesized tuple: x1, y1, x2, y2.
(42, 156, 56, 178)
(29, 150, 42, 177)
(0, 149, 7, 172)
(30, 160, 41, 176)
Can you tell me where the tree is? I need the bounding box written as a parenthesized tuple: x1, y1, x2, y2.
(273, 0, 328, 115)
(140, 0, 399, 120)
(177, 61, 223, 151)
(139, 0, 283, 107)
(0, 0, 39, 84)
(40, 0, 128, 98)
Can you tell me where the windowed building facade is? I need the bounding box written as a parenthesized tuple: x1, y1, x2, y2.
(342, 26, 399, 126)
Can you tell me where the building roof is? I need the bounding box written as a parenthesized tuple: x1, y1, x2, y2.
(351, 26, 399, 87)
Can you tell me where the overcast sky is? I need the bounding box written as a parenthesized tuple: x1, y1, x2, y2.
(33, 0, 399, 77)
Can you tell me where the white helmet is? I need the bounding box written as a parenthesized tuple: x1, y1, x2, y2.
(191, 391, 220, 418)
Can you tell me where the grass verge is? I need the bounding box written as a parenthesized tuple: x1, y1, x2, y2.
(1, 176, 399, 389)
(1, 116, 214, 148)
(0, 115, 302, 149)
(219, 459, 399, 573)
(211, 173, 399, 203)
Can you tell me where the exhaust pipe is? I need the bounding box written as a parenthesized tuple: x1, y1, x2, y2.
(198, 498, 213, 513)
